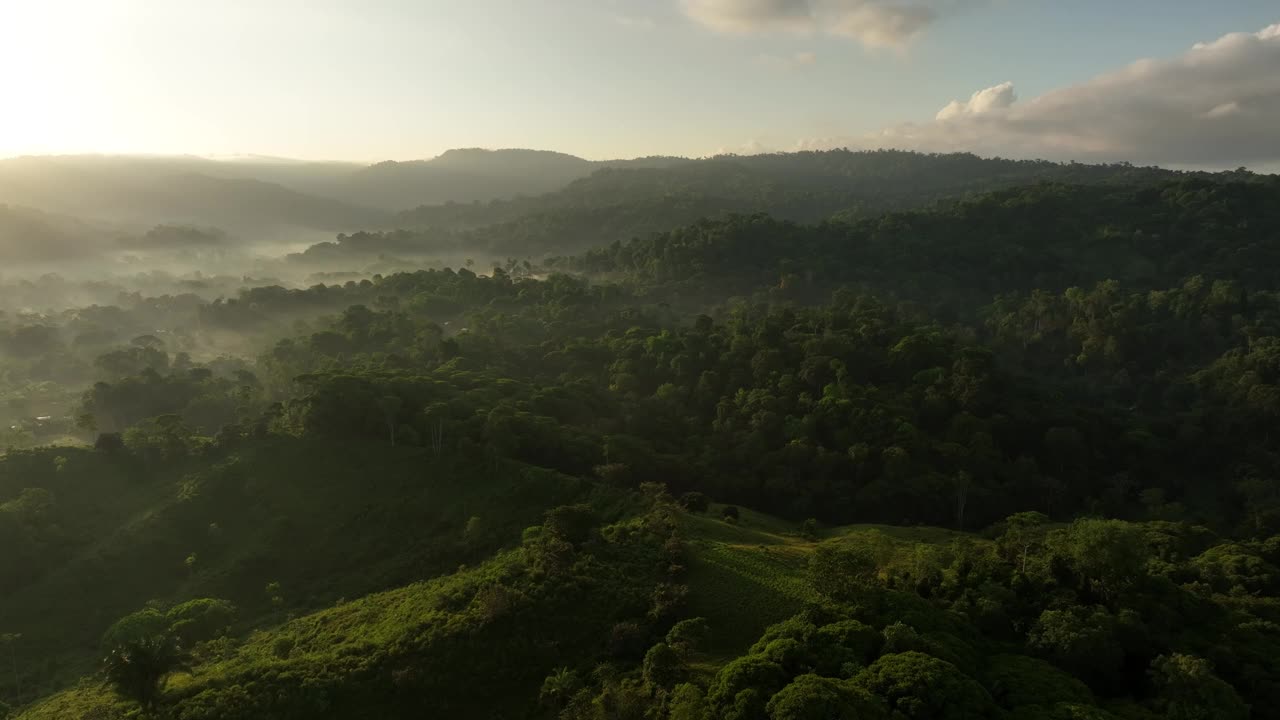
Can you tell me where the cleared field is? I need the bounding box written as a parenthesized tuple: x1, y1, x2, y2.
(681, 504, 981, 660)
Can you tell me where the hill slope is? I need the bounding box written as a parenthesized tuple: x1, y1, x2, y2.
(0, 156, 388, 234)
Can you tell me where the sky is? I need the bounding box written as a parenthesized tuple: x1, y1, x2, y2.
(0, 0, 1277, 168)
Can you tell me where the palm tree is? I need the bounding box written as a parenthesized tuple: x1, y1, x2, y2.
(102, 636, 187, 710)
(538, 667, 581, 709)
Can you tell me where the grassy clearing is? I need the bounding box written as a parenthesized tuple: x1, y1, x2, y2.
(681, 504, 980, 661)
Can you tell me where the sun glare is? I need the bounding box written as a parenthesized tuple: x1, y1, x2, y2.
(0, 1, 126, 156)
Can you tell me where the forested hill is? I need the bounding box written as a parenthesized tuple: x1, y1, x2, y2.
(397, 150, 1205, 230)
(566, 177, 1280, 302)
(303, 151, 1252, 263)
(5, 173, 1280, 720)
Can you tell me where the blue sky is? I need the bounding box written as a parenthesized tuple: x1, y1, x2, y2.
(0, 0, 1277, 166)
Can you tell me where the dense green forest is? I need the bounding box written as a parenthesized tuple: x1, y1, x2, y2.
(2, 154, 1280, 719)
(294, 150, 1235, 264)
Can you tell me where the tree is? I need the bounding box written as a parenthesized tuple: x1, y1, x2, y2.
(666, 617, 711, 657)
(1046, 519, 1147, 601)
(165, 599, 236, 646)
(985, 653, 1093, 710)
(464, 515, 484, 543)
(1149, 654, 1248, 720)
(854, 652, 995, 719)
(101, 610, 169, 651)
(722, 505, 741, 522)
(422, 402, 450, 458)
(668, 683, 709, 720)
(596, 463, 633, 488)
(544, 504, 596, 546)
(0, 634, 20, 710)
(998, 512, 1050, 573)
(951, 471, 972, 530)
(800, 518, 819, 541)
(1026, 607, 1125, 685)
(377, 395, 403, 445)
(708, 656, 788, 715)
(539, 667, 582, 710)
(679, 491, 710, 513)
(766, 674, 887, 720)
(642, 642, 687, 690)
(101, 636, 186, 709)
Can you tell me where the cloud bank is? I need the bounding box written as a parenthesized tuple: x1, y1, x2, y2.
(800, 22, 1280, 168)
(682, 0, 941, 49)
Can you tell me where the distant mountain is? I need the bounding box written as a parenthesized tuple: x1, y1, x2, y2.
(7, 149, 1237, 261)
(0, 151, 697, 229)
(367, 150, 1230, 261)
(0, 156, 388, 234)
(0, 204, 110, 263)
(311, 149, 694, 210)
(328, 149, 594, 210)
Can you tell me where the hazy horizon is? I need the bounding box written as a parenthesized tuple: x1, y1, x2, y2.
(2, 1, 1278, 170)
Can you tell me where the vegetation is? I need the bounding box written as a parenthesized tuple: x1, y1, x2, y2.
(1, 152, 1279, 718)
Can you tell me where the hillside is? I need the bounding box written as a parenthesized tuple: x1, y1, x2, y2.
(681, 505, 974, 658)
(4, 169, 1280, 720)
(0, 156, 387, 235)
(0, 438, 602, 699)
(0, 150, 693, 233)
(0, 204, 112, 264)
(15, 492, 677, 720)
(333, 149, 597, 211)
(304, 151, 1237, 264)
(14, 494, 1279, 720)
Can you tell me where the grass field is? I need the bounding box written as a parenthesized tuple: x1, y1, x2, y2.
(11, 490, 980, 718)
(681, 504, 978, 662)
(1, 438, 590, 710)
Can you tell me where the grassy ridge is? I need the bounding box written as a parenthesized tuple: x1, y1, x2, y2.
(1, 439, 590, 701)
(16, 501, 674, 720)
(680, 505, 978, 660)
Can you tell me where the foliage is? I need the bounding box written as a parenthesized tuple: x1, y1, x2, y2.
(854, 652, 995, 719)
(101, 635, 186, 709)
(8, 162, 1280, 719)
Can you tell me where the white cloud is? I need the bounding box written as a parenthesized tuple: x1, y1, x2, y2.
(713, 139, 779, 155)
(826, 2, 935, 49)
(682, 0, 814, 34)
(798, 22, 1280, 168)
(935, 81, 1016, 120)
(1204, 101, 1241, 119)
(682, 0, 944, 49)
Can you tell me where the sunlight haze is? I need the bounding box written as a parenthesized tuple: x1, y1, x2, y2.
(1, 0, 1277, 165)
(6, 4, 1280, 720)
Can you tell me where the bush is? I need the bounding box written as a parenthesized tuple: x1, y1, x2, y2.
(680, 492, 710, 513)
(800, 518, 819, 541)
(667, 617, 712, 655)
